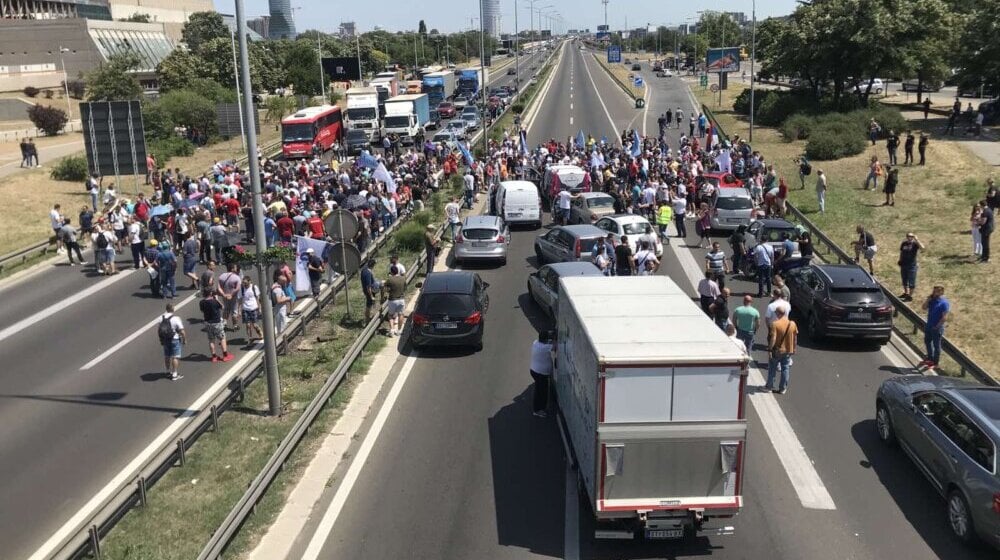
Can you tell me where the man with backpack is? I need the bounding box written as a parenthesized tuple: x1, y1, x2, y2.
(797, 156, 812, 189)
(199, 289, 233, 363)
(157, 303, 186, 381)
(155, 242, 178, 299)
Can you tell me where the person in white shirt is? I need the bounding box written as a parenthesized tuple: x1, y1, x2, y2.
(102, 184, 118, 207)
(634, 240, 660, 275)
(765, 288, 792, 329)
(697, 270, 721, 314)
(128, 217, 145, 268)
(555, 189, 580, 225)
(240, 276, 264, 342)
(444, 197, 461, 241)
(529, 330, 555, 417)
(157, 303, 186, 381)
(50, 204, 65, 253)
(726, 323, 747, 354)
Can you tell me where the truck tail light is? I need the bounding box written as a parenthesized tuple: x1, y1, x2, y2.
(464, 311, 482, 325)
(574, 239, 582, 258)
(456, 233, 464, 243)
(993, 493, 1000, 514)
(412, 313, 429, 326)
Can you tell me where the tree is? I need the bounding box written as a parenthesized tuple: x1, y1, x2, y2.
(63, 79, 85, 99)
(85, 52, 142, 101)
(181, 11, 229, 56)
(28, 105, 68, 136)
(197, 37, 284, 94)
(156, 49, 212, 92)
(158, 90, 217, 136)
(953, 0, 1000, 98)
(263, 95, 297, 124)
(418, 20, 427, 35)
(282, 40, 322, 97)
(697, 12, 744, 49)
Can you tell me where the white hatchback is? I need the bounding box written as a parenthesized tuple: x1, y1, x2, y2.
(594, 214, 663, 257)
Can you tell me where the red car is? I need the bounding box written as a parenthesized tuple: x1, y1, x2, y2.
(437, 102, 457, 119)
(702, 172, 744, 189)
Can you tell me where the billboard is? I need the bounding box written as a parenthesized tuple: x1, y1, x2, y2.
(706, 47, 740, 73)
(595, 31, 610, 40)
(597, 24, 609, 32)
(80, 101, 147, 177)
(607, 45, 621, 64)
(321, 57, 362, 81)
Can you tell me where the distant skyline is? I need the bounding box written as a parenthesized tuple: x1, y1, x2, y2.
(214, 0, 799, 35)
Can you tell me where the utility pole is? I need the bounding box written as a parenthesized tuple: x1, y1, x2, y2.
(602, 0, 608, 30)
(478, 0, 487, 158)
(234, 0, 281, 417)
(317, 33, 326, 100)
(356, 32, 363, 84)
(514, 0, 520, 91)
(749, 0, 756, 142)
(58, 46, 72, 116)
(228, 30, 247, 154)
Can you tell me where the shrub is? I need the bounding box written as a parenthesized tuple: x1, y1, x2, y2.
(27, 105, 68, 136)
(511, 103, 524, 114)
(23, 86, 39, 98)
(157, 90, 217, 137)
(805, 121, 867, 161)
(148, 135, 195, 164)
(65, 79, 86, 99)
(44, 89, 54, 99)
(866, 105, 908, 136)
(393, 221, 427, 252)
(780, 114, 815, 141)
(411, 211, 433, 227)
(50, 155, 89, 182)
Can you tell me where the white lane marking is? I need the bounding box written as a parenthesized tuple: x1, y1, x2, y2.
(564, 464, 580, 560)
(570, 116, 574, 126)
(28, 340, 264, 560)
(667, 240, 837, 510)
(641, 83, 653, 137)
(570, 93, 573, 98)
(0, 269, 136, 345)
(580, 53, 618, 136)
(80, 291, 199, 370)
(300, 353, 420, 560)
(570, 103, 573, 110)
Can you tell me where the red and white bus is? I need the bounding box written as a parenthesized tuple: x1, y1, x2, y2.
(280, 105, 344, 159)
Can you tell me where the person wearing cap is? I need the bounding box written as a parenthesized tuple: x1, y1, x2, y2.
(424, 224, 439, 275)
(305, 247, 325, 297)
(385, 265, 407, 336)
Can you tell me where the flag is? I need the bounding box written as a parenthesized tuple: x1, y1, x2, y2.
(519, 129, 528, 155)
(600, 135, 608, 145)
(357, 150, 379, 170)
(630, 129, 641, 157)
(458, 141, 475, 166)
(372, 162, 397, 193)
(575, 130, 585, 148)
(295, 236, 330, 294)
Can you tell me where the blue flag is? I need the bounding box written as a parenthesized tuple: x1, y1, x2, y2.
(458, 141, 475, 166)
(630, 129, 641, 157)
(575, 130, 585, 149)
(519, 129, 529, 155)
(357, 150, 378, 170)
(600, 135, 608, 145)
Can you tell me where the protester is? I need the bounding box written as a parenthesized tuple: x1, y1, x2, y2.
(385, 264, 407, 336)
(199, 289, 233, 363)
(852, 225, 877, 275)
(732, 295, 760, 355)
(765, 306, 798, 394)
(897, 233, 924, 301)
(156, 303, 186, 381)
(921, 285, 950, 368)
(240, 276, 263, 342)
(529, 330, 554, 417)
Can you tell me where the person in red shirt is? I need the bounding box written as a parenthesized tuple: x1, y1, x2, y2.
(306, 212, 325, 239)
(276, 214, 295, 243)
(134, 193, 150, 224)
(224, 196, 240, 230)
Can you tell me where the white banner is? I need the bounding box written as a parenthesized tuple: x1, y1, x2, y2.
(295, 236, 329, 294)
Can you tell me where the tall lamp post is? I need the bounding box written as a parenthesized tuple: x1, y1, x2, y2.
(749, 0, 756, 142)
(58, 46, 72, 116)
(514, 0, 520, 91)
(228, 30, 247, 153)
(478, 0, 487, 158)
(234, 0, 282, 416)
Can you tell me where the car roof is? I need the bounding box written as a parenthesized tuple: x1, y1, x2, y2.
(950, 387, 1000, 436)
(462, 215, 503, 228)
(500, 180, 537, 191)
(605, 213, 649, 223)
(580, 191, 612, 199)
(421, 271, 477, 294)
(716, 188, 751, 198)
(757, 218, 796, 228)
(812, 264, 877, 287)
(558, 224, 606, 237)
(545, 262, 603, 276)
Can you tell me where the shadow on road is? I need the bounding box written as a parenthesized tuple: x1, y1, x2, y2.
(0, 391, 192, 415)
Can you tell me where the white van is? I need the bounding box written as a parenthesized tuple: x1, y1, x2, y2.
(496, 180, 542, 229)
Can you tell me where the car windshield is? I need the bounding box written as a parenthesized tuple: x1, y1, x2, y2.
(433, 134, 452, 142)
(579, 237, 600, 253)
(623, 222, 651, 235)
(447, 122, 464, 130)
(461, 228, 498, 240)
(716, 197, 753, 210)
(346, 131, 367, 142)
(419, 293, 474, 315)
(463, 114, 477, 122)
(282, 123, 314, 143)
(384, 116, 410, 128)
(588, 197, 614, 208)
(439, 104, 453, 110)
(347, 108, 376, 121)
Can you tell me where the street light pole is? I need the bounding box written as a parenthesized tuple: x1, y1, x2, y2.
(228, 30, 247, 154)
(58, 46, 72, 117)
(478, 0, 487, 158)
(749, 0, 756, 142)
(514, 0, 520, 91)
(317, 34, 327, 100)
(234, 0, 281, 417)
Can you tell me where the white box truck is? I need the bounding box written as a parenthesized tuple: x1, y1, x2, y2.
(345, 87, 381, 142)
(382, 93, 430, 145)
(554, 275, 749, 541)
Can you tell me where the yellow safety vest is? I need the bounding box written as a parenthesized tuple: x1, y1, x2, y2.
(656, 205, 673, 225)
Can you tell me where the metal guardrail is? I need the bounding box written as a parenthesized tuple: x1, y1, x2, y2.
(0, 139, 282, 275)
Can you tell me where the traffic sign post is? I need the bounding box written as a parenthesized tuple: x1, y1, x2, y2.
(607, 45, 621, 64)
(700, 74, 708, 88)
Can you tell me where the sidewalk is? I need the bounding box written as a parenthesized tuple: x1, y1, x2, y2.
(0, 135, 84, 178)
(896, 109, 1000, 166)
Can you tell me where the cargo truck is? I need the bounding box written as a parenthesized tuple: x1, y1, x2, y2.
(422, 70, 456, 107)
(382, 93, 430, 145)
(457, 67, 489, 97)
(554, 275, 749, 541)
(369, 76, 399, 116)
(344, 86, 381, 142)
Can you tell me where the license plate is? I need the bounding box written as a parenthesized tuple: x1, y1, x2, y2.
(435, 322, 457, 329)
(646, 529, 684, 539)
(848, 312, 869, 320)
(472, 242, 490, 247)
(508, 212, 521, 217)
(727, 218, 744, 223)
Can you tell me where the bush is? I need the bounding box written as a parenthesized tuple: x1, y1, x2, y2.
(511, 103, 524, 114)
(411, 211, 434, 227)
(157, 90, 217, 137)
(50, 155, 89, 182)
(393, 221, 427, 252)
(44, 89, 54, 99)
(23, 86, 39, 98)
(65, 79, 86, 99)
(148, 135, 195, 164)
(805, 121, 867, 160)
(780, 114, 815, 141)
(27, 104, 68, 136)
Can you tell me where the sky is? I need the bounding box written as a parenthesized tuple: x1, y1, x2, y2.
(215, 0, 800, 35)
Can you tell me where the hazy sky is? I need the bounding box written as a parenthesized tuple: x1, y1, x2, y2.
(216, 1, 798, 34)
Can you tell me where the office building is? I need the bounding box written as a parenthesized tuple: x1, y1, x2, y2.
(338, 21, 356, 38)
(248, 15, 270, 39)
(482, 0, 500, 38)
(267, 0, 295, 40)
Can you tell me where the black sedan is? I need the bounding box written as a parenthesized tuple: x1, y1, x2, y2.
(425, 109, 441, 131)
(344, 128, 370, 156)
(785, 263, 893, 344)
(409, 271, 489, 351)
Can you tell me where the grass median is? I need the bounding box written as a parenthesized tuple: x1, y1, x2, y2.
(98, 178, 465, 559)
(593, 54, 643, 100)
(694, 85, 998, 380)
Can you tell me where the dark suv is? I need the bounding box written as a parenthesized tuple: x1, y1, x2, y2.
(409, 271, 489, 351)
(785, 264, 893, 344)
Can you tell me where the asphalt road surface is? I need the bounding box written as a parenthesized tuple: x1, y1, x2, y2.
(287, 42, 995, 560)
(0, 58, 548, 560)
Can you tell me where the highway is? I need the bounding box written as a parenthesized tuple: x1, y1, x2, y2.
(0, 54, 547, 560)
(284, 41, 995, 560)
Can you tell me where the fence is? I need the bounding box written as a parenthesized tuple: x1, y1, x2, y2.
(0, 139, 282, 276)
(701, 103, 996, 387)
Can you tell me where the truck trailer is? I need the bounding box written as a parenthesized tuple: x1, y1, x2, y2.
(369, 76, 399, 116)
(382, 93, 430, 145)
(422, 71, 456, 107)
(457, 67, 489, 97)
(344, 86, 381, 142)
(554, 275, 749, 541)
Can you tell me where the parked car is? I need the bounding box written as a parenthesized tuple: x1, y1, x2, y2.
(527, 262, 604, 317)
(710, 188, 755, 231)
(409, 271, 489, 351)
(534, 224, 606, 264)
(656, 69, 673, 78)
(495, 180, 542, 228)
(979, 99, 1000, 126)
(445, 119, 468, 137)
(851, 78, 884, 94)
(875, 375, 1000, 550)
(454, 215, 509, 265)
(507, 67, 517, 75)
(461, 112, 481, 131)
(425, 109, 441, 131)
(431, 130, 460, 149)
(785, 264, 893, 343)
(453, 93, 471, 109)
(902, 79, 941, 92)
(740, 218, 800, 259)
(568, 192, 616, 224)
(702, 172, 744, 190)
(461, 105, 479, 117)
(631, 63, 642, 71)
(593, 215, 663, 257)
(344, 128, 370, 156)
(437, 102, 457, 119)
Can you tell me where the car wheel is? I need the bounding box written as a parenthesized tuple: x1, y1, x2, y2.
(807, 312, 824, 341)
(535, 246, 546, 264)
(947, 490, 976, 544)
(875, 402, 897, 447)
(473, 339, 484, 352)
(500, 257, 507, 266)
(875, 88, 883, 94)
